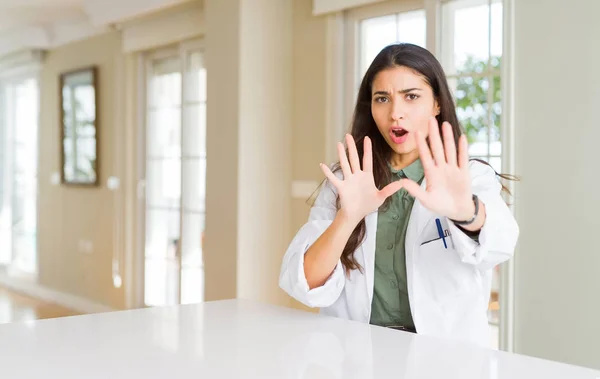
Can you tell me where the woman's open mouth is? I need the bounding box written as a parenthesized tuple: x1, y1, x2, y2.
(390, 127, 409, 144)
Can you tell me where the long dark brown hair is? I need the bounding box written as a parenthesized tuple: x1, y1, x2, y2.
(316, 43, 517, 275)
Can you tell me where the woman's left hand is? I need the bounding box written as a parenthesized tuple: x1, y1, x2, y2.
(400, 117, 476, 222)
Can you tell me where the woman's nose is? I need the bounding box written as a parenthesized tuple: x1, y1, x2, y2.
(390, 104, 404, 121)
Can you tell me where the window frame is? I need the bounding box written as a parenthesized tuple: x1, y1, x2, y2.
(135, 38, 207, 308)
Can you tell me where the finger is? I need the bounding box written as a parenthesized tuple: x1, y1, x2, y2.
(362, 136, 373, 172)
(428, 117, 446, 166)
(337, 141, 352, 178)
(442, 122, 457, 166)
(320, 163, 341, 187)
(458, 134, 469, 169)
(399, 178, 430, 205)
(415, 130, 435, 172)
(346, 134, 361, 173)
(379, 180, 403, 199)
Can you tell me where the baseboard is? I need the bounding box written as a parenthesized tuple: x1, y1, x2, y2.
(0, 273, 117, 315)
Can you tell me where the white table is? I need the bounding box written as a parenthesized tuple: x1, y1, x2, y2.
(0, 299, 598, 378)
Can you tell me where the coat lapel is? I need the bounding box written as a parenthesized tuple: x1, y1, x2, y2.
(404, 177, 434, 326)
(361, 179, 433, 321)
(363, 210, 378, 307)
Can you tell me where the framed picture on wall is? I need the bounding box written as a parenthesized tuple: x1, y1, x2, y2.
(59, 66, 99, 186)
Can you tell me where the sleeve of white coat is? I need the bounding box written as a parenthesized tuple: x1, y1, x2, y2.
(447, 161, 520, 271)
(278, 177, 345, 308)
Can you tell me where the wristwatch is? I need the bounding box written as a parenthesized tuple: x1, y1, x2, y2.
(450, 194, 479, 226)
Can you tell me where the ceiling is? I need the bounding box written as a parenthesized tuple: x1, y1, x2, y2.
(0, 0, 194, 57)
(0, 0, 86, 34)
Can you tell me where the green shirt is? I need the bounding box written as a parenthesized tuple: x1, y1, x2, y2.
(369, 159, 424, 328)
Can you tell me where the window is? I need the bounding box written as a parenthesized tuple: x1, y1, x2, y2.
(442, 0, 503, 173)
(359, 9, 426, 78)
(344, 0, 510, 350)
(0, 76, 40, 276)
(141, 41, 206, 307)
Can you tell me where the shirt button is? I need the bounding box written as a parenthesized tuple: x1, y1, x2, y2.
(392, 215, 399, 220)
(387, 243, 394, 250)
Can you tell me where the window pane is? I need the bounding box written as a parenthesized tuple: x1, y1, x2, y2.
(181, 266, 204, 305)
(360, 11, 426, 77)
(147, 108, 181, 159)
(185, 51, 206, 103)
(11, 231, 36, 273)
(397, 10, 426, 48)
(442, 0, 491, 75)
(450, 75, 489, 155)
(182, 104, 206, 157)
(144, 258, 179, 307)
(182, 158, 206, 213)
(146, 158, 181, 209)
(491, 1, 503, 65)
(181, 211, 204, 267)
(149, 57, 182, 107)
(8, 77, 39, 274)
(361, 15, 397, 76)
(145, 209, 181, 259)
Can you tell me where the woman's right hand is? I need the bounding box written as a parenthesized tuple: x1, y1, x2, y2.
(320, 134, 404, 225)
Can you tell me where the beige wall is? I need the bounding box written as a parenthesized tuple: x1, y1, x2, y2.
(38, 31, 126, 310)
(289, 0, 329, 312)
(204, 0, 294, 307)
(513, 0, 600, 370)
(203, 0, 240, 302)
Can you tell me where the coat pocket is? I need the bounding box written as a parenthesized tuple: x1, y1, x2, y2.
(416, 240, 481, 304)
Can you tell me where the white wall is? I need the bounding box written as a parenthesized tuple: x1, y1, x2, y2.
(513, 0, 600, 370)
(237, 0, 293, 304)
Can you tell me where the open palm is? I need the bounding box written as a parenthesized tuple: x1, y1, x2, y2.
(320, 134, 403, 224)
(400, 117, 474, 221)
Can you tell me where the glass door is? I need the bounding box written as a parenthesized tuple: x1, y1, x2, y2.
(142, 41, 206, 307)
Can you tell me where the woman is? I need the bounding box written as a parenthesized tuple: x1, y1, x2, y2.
(279, 43, 519, 348)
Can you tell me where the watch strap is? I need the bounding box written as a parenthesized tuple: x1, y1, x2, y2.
(451, 194, 479, 226)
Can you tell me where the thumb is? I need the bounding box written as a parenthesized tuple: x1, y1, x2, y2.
(379, 180, 403, 199)
(399, 178, 427, 202)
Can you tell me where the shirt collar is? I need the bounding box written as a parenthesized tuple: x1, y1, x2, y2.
(389, 158, 424, 182)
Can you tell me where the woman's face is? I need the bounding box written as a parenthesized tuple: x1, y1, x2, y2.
(370, 65, 440, 162)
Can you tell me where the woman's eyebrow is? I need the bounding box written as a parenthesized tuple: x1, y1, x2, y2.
(372, 88, 423, 95)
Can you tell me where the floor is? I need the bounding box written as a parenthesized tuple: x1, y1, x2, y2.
(0, 287, 78, 324)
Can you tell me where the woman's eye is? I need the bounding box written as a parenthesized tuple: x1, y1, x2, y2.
(406, 93, 419, 101)
(374, 96, 388, 103)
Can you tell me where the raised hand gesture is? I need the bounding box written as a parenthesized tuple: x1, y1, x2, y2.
(400, 117, 476, 222)
(320, 134, 403, 225)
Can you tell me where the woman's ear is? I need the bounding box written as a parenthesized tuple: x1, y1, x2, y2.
(433, 99, 441, 115)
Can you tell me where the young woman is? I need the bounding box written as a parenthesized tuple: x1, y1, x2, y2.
(279, 43, 519, 348)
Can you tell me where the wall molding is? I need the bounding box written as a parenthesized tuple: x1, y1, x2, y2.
(83, 0, 195, 26)
(0, 273, 117, 315)
(313, 0, 386, 15)
(120, 1, 205, 53)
